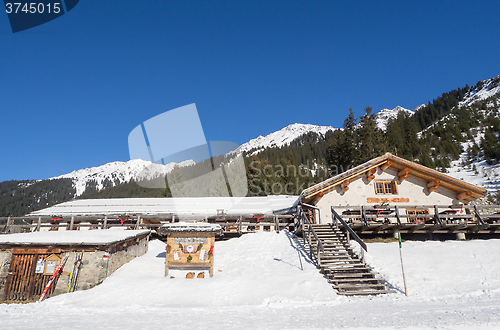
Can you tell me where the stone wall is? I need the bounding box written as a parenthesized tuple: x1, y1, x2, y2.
(53, 235, 149, 295)
(0, 251, 12, 299)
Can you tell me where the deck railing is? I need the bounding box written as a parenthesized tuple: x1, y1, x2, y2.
(329, 204, 500, 234)
(0, 215, 287, 234)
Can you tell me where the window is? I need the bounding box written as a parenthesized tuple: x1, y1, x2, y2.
(374, 181, 398, 194)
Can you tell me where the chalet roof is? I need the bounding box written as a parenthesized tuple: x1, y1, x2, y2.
(0, 229, 150, 246)
(300, 153, 487, 204)
(27, 196, 298, 218)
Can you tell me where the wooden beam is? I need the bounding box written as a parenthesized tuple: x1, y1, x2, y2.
(427, 179, 441, 188)
(457, 191, 472, 201)
(380, 160, 391, 171)
(428, 185, 438, 193)
(398, 168, 410, 177)
(366, 168, 376, 182)
(398, 174, 408, 182)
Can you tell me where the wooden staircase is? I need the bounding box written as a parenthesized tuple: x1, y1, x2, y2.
(305, 223, 396, 296)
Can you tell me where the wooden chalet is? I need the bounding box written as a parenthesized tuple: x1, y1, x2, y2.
(297, 153, 492, 234)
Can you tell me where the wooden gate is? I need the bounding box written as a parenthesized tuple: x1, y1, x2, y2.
(3, 249, 61, 301)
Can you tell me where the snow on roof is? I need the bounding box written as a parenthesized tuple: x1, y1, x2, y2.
(28, 196, 298, 217)
(160, 222, 222, 232)
(0, 229, 150, 245)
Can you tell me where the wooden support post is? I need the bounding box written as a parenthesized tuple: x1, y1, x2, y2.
(332, 209, 338, 228)
(308, 227, 313, 260)
(474, 205, 485, 226)
(275, 215, 279, 233)
(135, 216, 141, 230)
(69, 216, 75, 231)
(361, 206, 367, 226)
(238, 216, 242, 234)
(3, 216, 12, 233)
(434, 205, 443, 225)
(36, 217, 41, 232)
(103, 216, 108, 230)
(394, 205, 401, 225)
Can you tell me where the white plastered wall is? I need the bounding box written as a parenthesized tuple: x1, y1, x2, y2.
(315, 167, 460, 224)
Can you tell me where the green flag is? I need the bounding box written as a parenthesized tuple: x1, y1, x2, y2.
(398, 232, 402, 248)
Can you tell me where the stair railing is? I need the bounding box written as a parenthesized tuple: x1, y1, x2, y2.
(296, 206, 324, 265)
(331, 206, 367, 252)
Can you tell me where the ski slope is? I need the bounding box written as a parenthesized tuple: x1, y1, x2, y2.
(1, 231, 500, 329)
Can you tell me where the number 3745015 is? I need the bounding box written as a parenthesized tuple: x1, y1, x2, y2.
(5, 2, 61, 14)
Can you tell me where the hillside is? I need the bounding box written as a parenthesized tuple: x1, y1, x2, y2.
(1, 74, 500, 216)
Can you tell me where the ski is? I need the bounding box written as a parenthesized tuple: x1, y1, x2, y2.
(68, 252, 83, 293)
(38, 254, 69, 302)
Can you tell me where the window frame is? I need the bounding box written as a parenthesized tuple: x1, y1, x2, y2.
(374, 180, 398, 195)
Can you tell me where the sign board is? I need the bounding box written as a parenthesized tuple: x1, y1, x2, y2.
(165, 232, 215, 277)
(43, 254, 61, 275)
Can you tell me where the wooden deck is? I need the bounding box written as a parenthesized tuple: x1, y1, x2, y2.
(330, 204, 500, 236)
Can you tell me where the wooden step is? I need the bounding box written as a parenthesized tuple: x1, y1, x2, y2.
(323, 265, 373, 271)
(320, 257, 362, 263)
(334, 283, 388, 290)
(336, 289, 396, 296)
(329, 278, 384, 284)
(331, 272, 376, 278)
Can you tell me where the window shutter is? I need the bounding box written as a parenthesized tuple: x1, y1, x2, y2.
(392, 181, 398, 194)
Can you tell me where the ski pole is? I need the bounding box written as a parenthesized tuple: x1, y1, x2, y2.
(398, 232, 408, 296)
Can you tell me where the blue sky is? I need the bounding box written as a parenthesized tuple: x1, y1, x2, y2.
(1, 1, 500, 181)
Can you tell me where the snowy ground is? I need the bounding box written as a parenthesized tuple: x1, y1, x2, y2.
(1, 231, 500, 329)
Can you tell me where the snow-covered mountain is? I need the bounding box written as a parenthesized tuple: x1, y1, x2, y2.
(49, 123, 336, 197)
(51, 159, 195, 197)
(236, 123, 336, 156)
(374, 106, 416, 130)
(459, 74, 500, 108)
(45, 74, 500, 199)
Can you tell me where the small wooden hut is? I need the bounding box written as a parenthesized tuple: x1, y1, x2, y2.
(0, 230, 150, 302)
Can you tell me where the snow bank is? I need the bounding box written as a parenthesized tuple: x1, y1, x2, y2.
(1, 232, 499, 329)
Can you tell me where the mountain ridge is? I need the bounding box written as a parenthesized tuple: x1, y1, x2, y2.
(1, 73, 500, 216)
